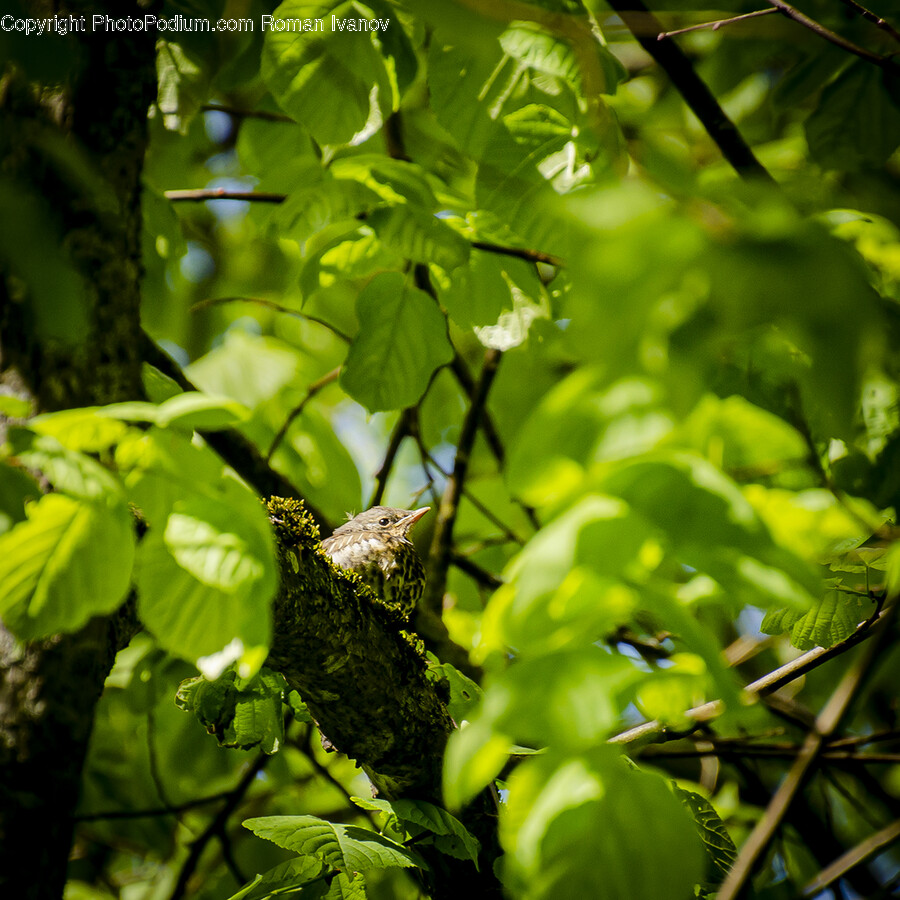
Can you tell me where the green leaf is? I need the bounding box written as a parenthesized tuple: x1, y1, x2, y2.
(155, 392, 248, 430)
(0, 395, 31, 417)
(29, 407, 130, 453)
(0, 493, 135, 639)
(176, 668, 287, 753)
(806, 62, 900, 171)
(134, 482, 275, 667)
(500, 748, 706, 900)
(675, 787, 738, 885)
(427, 659, 484, 723)
(0, 462, 41, 535)
(760, 589, 872, 651)
(262, 1, 392, 145)
(339, 272, 454, 412)
(115, 429, 225, 526)
(7, 428, 124, 500)
(274, 166, 380, 243)
(484, 495, 644, 656)
(597, 453, 822, 608)
(351, 798, 481, 866)
(443, 718, 514, 810)
(476, 104, 600, 251)
(367, 206, 469, 271)
(228, 857, 328, 900)
(243, 815, 424, 871)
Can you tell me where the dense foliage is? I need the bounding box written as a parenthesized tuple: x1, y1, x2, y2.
(3, 0, 900, 898)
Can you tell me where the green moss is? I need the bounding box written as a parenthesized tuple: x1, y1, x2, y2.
(265, 495, 454, 798)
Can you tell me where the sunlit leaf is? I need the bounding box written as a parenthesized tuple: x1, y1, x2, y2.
(340, 272, 454, 412)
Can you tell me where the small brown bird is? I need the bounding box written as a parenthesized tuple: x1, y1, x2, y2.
(320, 506, 430, 614)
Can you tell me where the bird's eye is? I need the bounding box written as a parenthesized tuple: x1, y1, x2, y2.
(378, 517, 390, 526)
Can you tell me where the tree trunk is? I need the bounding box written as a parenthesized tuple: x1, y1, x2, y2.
(0, 2, 156, 895)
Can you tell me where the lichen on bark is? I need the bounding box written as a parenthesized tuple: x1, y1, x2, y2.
(265, 496, 455, 799)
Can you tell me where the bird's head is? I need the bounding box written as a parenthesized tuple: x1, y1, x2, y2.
(336, 505, 431, 538)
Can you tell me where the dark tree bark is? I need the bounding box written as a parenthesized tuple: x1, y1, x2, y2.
(0, 2, 157, 896)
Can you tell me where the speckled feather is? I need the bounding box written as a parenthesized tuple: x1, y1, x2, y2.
(320, 506, 429, 613)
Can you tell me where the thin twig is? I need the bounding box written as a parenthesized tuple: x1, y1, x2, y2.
(202, 102, 295, 123)
(420, 446, 526, 546)
(74, 790, 236, 822)
(765, 0, 900, 71)
(717, 602, 897, 900)
(449, 551, 504, 591)
(192, 297, 352, 343)
(267, 368, 342, 462)
(642, 746, 900, 764)
(838, 0, 900, 44)
(423, 349, 504, 616)
(147, 707, 173, 810)
(470, 240, 564, 268)
(164, 188, 288, 203)
(604, 0, 775, 182)
(802, 818, 900, 897)
(369, 409, 415, 508)
(658, 8, 778, 41)
(165, 191, 559, 275)
(168, 753, 269, 900)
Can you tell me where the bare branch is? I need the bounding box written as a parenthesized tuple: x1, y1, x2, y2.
(164, 188, 288, 203)
(657, 8, 778, 41)
(838, 0, 900, 44)
(369, 409, 415, 507)
(717, 603, 898, 900)
(267, 367, 341, 461)
(765, 0, 900, 71)
(450, 551, 505, 591)
(802, 818, 900, 898)
(604, 0, 775, 182)
(471, 240, 564, 268)
(610, 604, 893, 745)
(168, 753, 269, 900)
(192, 296, 352, 343)
(423, 350, 504, 616)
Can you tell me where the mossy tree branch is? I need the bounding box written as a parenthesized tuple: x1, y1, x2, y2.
(264, 497, 503, 898)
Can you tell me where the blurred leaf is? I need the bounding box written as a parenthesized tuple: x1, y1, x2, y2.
(29, 408, 131, 453)
(500, 748, 706, 900)
(6, 429, 124, 501)
(262, 1, 392, 145)
(340, 272, 454, 412)
(0, 177, 89, 344)
(155, 391, 249, 430)
(0, 493, 134, 639)
(806, 62, 900, 172)
(0, 462, 40, 535)
(134, 479, 275, 666)
(484, 496, 645, 656)
(443, 718, 511, 810)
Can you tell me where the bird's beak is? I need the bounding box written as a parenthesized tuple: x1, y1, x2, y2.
(401, 507, 431, 529)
